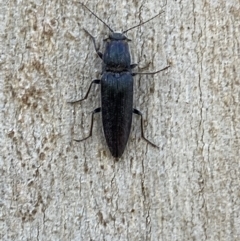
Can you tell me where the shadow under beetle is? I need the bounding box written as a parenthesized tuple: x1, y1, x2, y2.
(69, 2, 170, 158)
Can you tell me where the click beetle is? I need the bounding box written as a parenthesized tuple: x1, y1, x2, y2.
(69, 2, 170, 158)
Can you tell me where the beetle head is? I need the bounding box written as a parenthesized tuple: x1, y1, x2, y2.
(107, 32, 131, 41)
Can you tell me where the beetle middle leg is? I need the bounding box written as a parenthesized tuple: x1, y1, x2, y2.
(68, 79, 100, 103)
(74, 107, 101, 142)
(133, 109, 159, 148)
(132, 65, 170, 76)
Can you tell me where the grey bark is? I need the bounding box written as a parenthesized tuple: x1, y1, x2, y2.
(1, 0, 240, 240)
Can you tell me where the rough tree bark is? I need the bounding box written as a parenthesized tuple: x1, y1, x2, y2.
(1, 0, 240, 240)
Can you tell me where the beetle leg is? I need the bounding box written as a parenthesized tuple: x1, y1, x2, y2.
(133, 109, 159, 148)
(130, 64, 138, 69)
(68, 79, 100, 103)
(83, 28, 103, 59)
(132, 65, 170, 76)
(74, 107, 101, 142)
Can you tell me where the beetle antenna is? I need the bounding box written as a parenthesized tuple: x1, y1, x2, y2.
(77, 2, 114, 32)
(123, 10, 165, 34)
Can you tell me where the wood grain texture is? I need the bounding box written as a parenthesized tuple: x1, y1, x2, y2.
(1, 0, 240, 240)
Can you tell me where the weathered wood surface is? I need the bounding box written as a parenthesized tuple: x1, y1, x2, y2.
(1, 0, 240, 240)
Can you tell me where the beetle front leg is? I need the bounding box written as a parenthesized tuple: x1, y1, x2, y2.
(133, 108, 159, 148)
(68, 79, 100, 104)
(74, 107, 101, 142)
(83, 28, 103, 59)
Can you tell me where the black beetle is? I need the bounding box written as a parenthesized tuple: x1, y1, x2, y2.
(69, 2, 169, 158)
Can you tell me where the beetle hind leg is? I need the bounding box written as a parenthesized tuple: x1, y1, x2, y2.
(74, 107, 101, 142)
(133, 109, 159, 148)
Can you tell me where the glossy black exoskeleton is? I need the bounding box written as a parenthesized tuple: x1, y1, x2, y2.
(69, 2, 169, 158)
